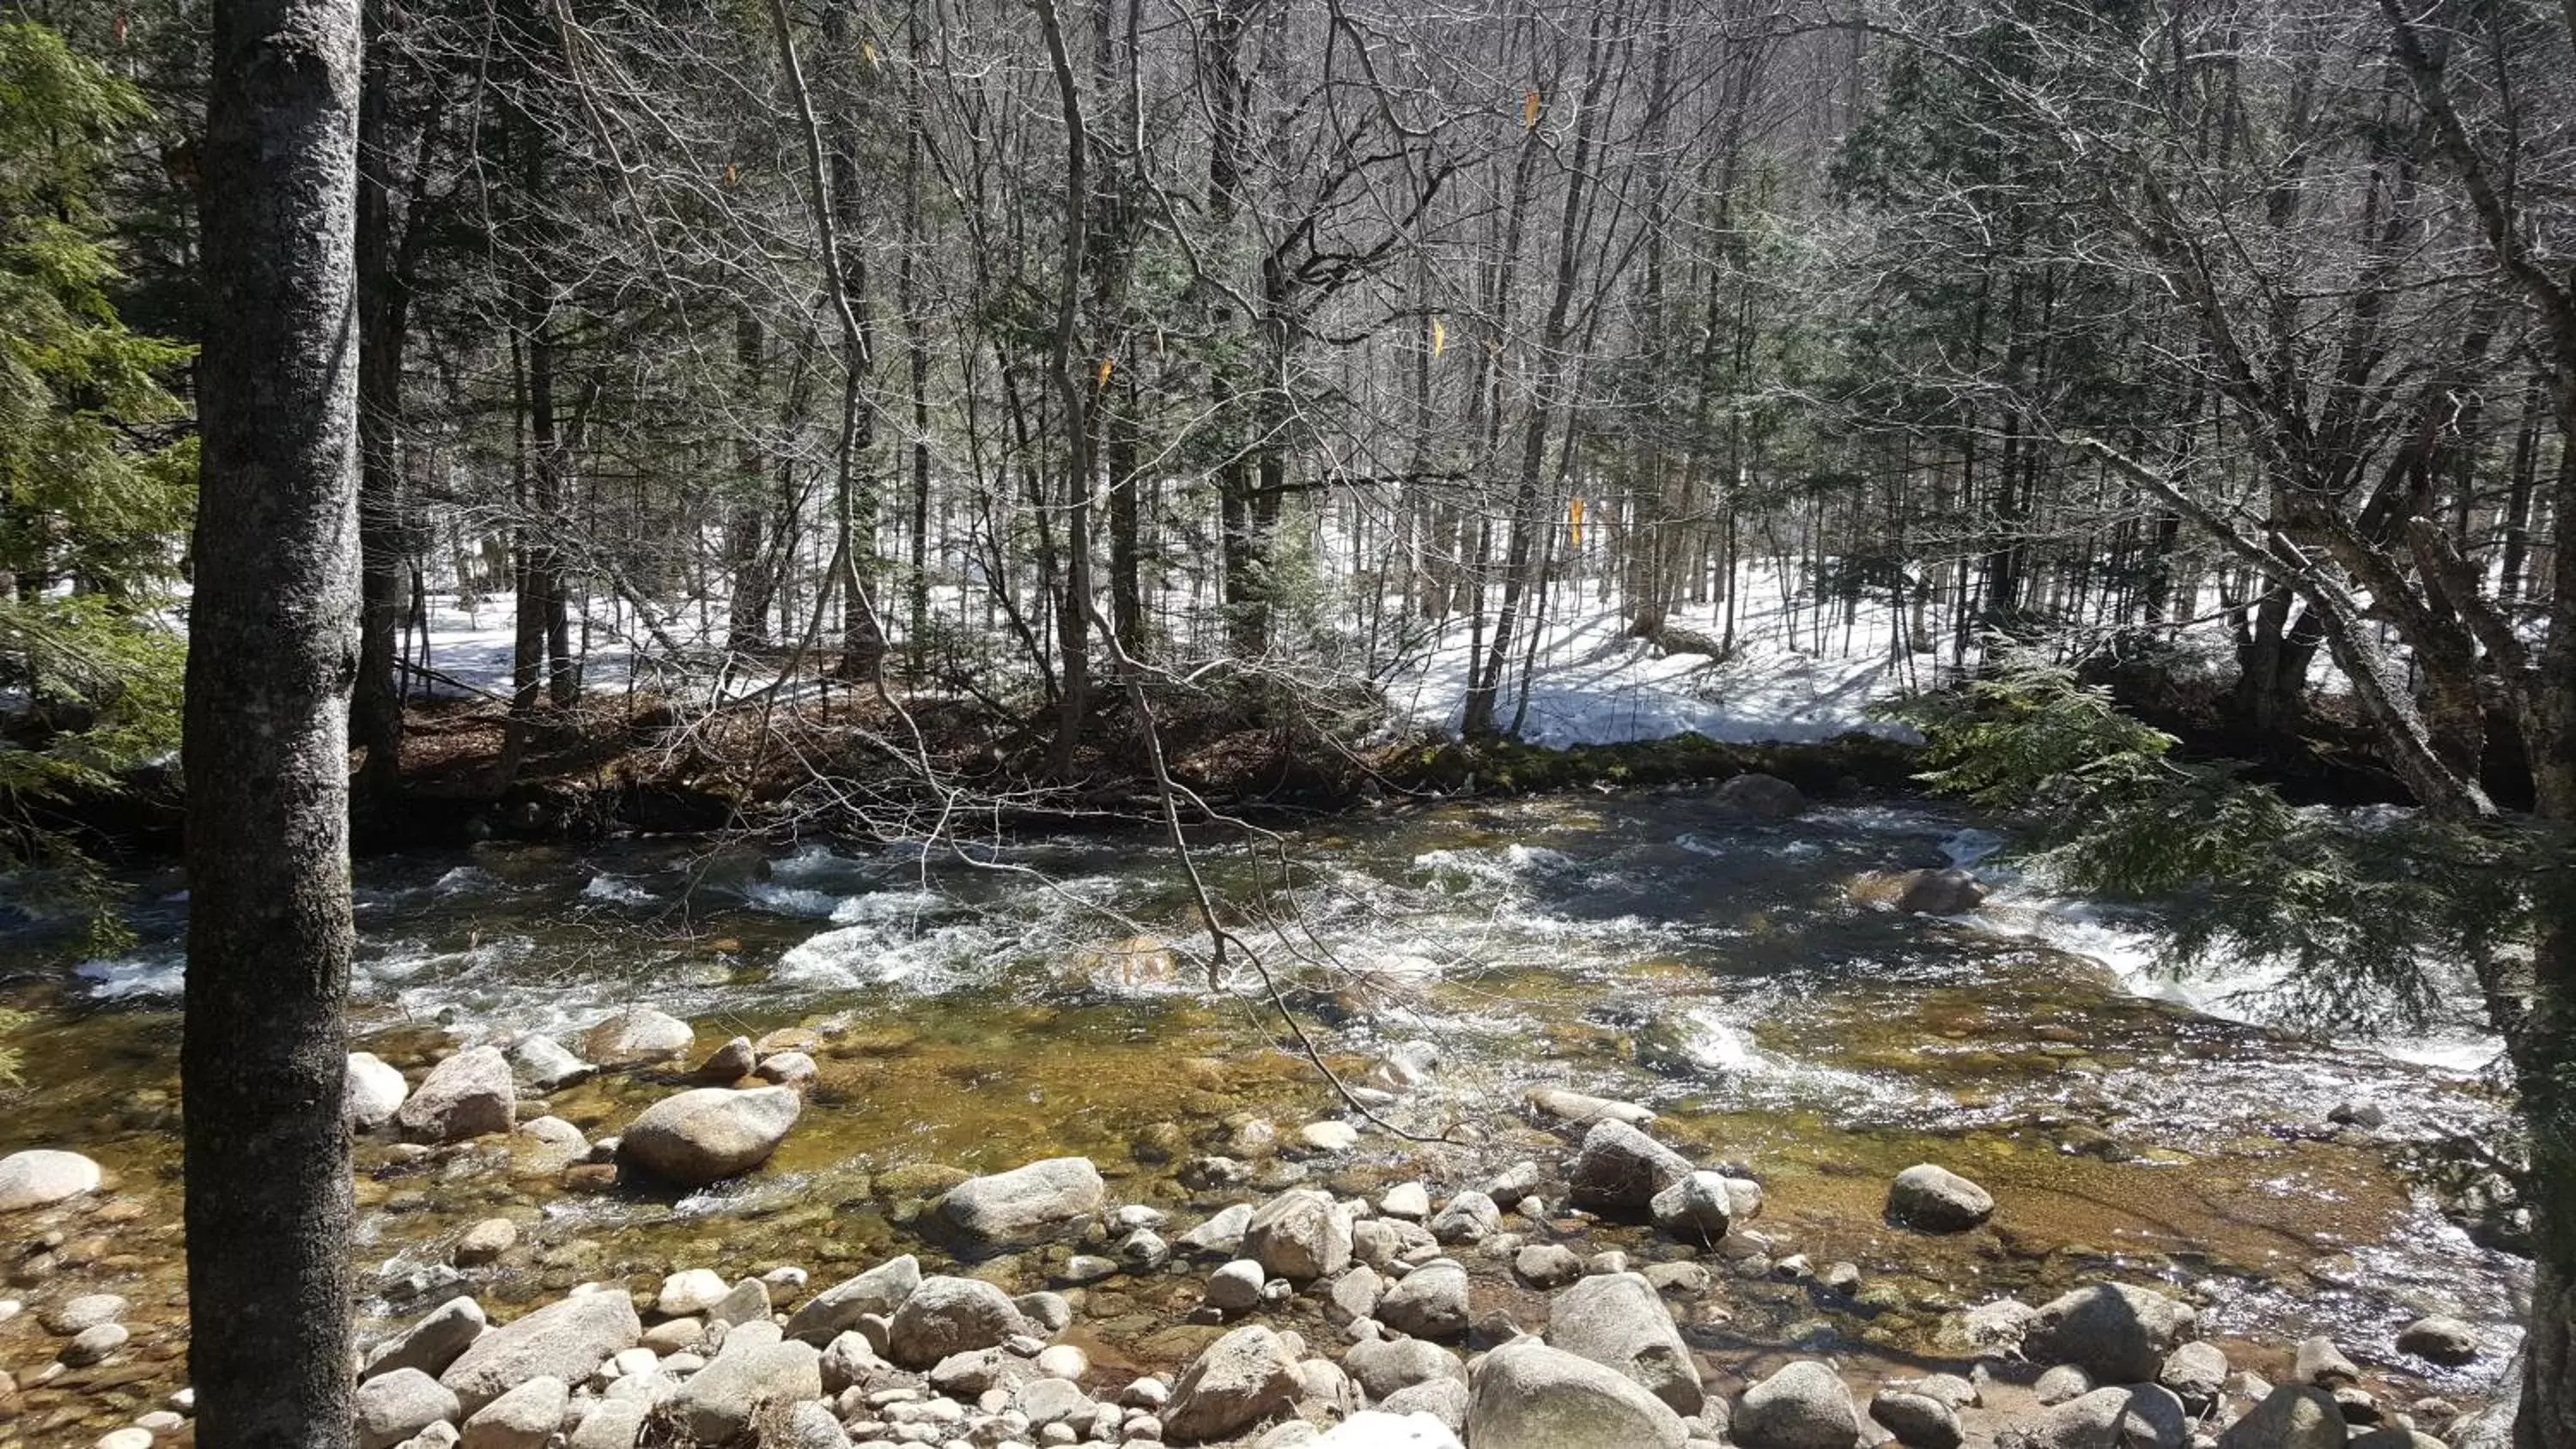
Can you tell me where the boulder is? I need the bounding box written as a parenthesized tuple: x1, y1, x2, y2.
(2296, 1337, 2362, 1387)
(1716, 773, 1807, 819)
(884, 1275, 1026, 1367)
(1179, 1203, 1256, 1257)
(364, 1296, 489, 1382)
(2396, 1316, 2481, 1367)
(784, 1254, 922, 1343)
(567, 1400, 652, 1449)
(1315, 1410, 1465, 1447)
(1545, 1271, 1703, 1416)
(347, 1054, 411, 1130)
(935, 1156, 1106, 1245)
(1427, 1191, 1502, 1245)
(2003, 1385, 2190, 1449)
(708, 1276, 771, 1327)
(2160, 1343, 2229, 1411)
(397, 1047, 516, 1144)
(617, 1086, 801, 1187)
(2022, 1282, 2197, 1384)
(2033, 1367, 2094, 1406)
(1245, 1189, 1352, 1282)
(1465, 1337, 1689, 1449)
(668, 1324, 823, 1443)
(439, 1290, 641, 1413)
(356, 1367, 460, 1449)
(696, 1035, 756, 1081)
(1734, 1361, 1862, 1449)
(583, 1005, 693, 1064)
(1896, 870, 1986, 915)
(41, 1293, 127, 1334)
(1568, 1120, 1694, 1210)
(819, 1331, 878, 1394)
(453, 1218, 517, 1267)
(62, 1321, 127, 1365)
(458, 1374, 566, 1449)
(1870, 1390, 1963, 1449)
(1381, 1182, 1431, 1220)
(1162, 1325, 1303, 1444)
(658, 1268, 731, 1317)
(1378, 1379, 1472, 1434)
(772, 1401, 852, 1449)
(1515, 1243, 1583, 1288)
(1345, 1332, 1467, 1401)
(756, 1051, 817, 1087)
(1886, 1164, 1995, 1231)
(1377, 1259, 1470, 1342)
(1525, 1087, 1657, 1128)
(1649, 1172, 1735, 1241)
(1206, 1259, 1268, 1314)
(1353, 1216, 1438, 1270)
(1326, 1264, 1384, 1325)
(505, 1035, 589, 1090)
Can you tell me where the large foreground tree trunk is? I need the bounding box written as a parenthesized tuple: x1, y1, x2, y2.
(186, 1, 364, 1446)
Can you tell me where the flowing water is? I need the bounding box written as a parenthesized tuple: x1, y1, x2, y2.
(0, 787, 2529, 1442)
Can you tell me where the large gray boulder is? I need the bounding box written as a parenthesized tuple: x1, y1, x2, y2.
(1244, 1188, 1352, 1282)
(583, 1005, 693, 1064)
(2218, 1386, 2348, 1449)
(934, 1157, 1105, 1245)
(439, 1290, 641, 1413)
(356, 1367, 460, 1449)
(616, 1086, 800, 1187)
(668, 1322, 823, 1443)
(1161, 1325, 1303, 1444)
(1886, 1164, 1995, 1231)
(2023, 1282, 2197, 1385)
(783, 1254, 921, 1343)
(1465, 1337, 1688, 1449)
(1735, 1361, 1862, 1449)
(1377, 1259, 1470, 1342)
(1568, 1120, 1694, 1210)
(1545, 1271, 1703, 1416)
(397, 1047, 515, 1144)
(884, 1275, 1026, 1367)
(364, 1296, 489, 1382)
(2002, 1385, 2190, 1449)
(346, 1053, 410, 1131)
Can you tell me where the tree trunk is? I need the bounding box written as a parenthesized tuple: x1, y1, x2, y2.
(186, 2, 362, 1446)
(351, 0, 407, 813)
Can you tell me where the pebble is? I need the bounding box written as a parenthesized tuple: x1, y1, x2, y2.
(134, 1410, 185, 1433)
(42, 1293, 130, 1335)
(96, 1432, 153, 1449)
(62, 1321, 131, 1366)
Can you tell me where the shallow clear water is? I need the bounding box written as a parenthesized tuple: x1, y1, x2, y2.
(0, 787, 2527, 1441)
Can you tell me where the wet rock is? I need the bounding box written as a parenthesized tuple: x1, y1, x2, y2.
(61, 1322, 129, 1366)
(1427, 1191, 1501, 1246)
(2327, 1102, 2385, 1130)
(785, 1255, 921, 1343)
(1206, 1259, 1267, 1314)
(1246, 1189, 1352, 1282)
(1569, 1119, 1694, 1210)
(1526, 1087, 1657, 1129)
(1315, 1409, 1463, 1446)
(617, 1085, 801, 1187)
(1649, 1172, 1735, 1241)
(1345, 1334, 1467, 1400)
(365, 1296, 489, 1382)
(1886, 1164, 1995, 1231)
(1381, 1182, 1431, 1220)
(2296, 1337, 2361, 1387)
(1515, 1243, 1583, 1288)
(1466, 1337, 1689, 1449)
(505, 1035, 589, 1091)
(583, 1005, 693, 1065)
(1118, 1227, 1173, 1271)
(2395, 1316, 2480, 1367)
(2023, 1282, 2197, 1384)
(756, 1051, 817, 1087)
(453, 1218, 517, 1267)
(358, 1368, 461, 1449)
(439, 1289, 641, 1413)
(511, 1115, 587, 1172)
(1733, 1361, 1859, 1449)
(697, 1035, 757, 1081)
(1715, 773, 1807, 819)
(398, 1047, 517, 1144)
(2219, 1386, 2348, 1449)
(670, 1324, 823, 1442)
(2162, 1343, 2229, 1411)
(459, 1373, 566, 1449)
(884, 1275, 1027, 1367)
(1871, 1390, 1964, 1449)
(2004, 1385, 2189, 1449)
(1162, 1325, 1303, 1444)
(936, 1156, 1107, 1246)
(1178, 1203, 1255, 1258)
(347, 1054, 412, 1131)
(1370, 1041, 1443, 1092)
(1896, 870, 1986, 915)
(1378, 1259, 1469, 1342)
(1546, 1271, 1702, 1416)
(41, 1293, 127, 1334)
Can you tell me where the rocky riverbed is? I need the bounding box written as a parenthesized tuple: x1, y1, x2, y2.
(0, 782, 2532, 1446)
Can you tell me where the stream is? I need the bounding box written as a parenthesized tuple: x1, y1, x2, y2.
(0, 785, 2530, 1443)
